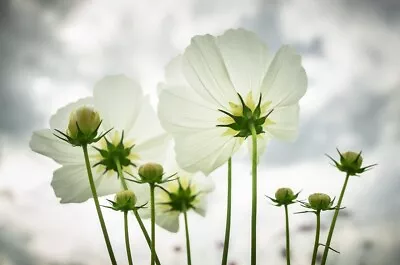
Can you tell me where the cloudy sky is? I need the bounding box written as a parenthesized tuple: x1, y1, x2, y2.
(0, 0, 399, 264)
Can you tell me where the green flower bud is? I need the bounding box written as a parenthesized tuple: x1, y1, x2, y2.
(113, 190, 137, 211)
(68, 106, 101, 138)
(274, 187, 296, 205)
(138, 163, 164, 184)
(340, 151, 363, 172)
(308, 193, 332, 211)
(327, 149, 375, 176)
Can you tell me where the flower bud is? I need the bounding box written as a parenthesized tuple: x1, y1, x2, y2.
(308, 193, 332, 211)
(138, 163, 164, 183)
(274, 187, 296, 205)
(68, 106, 101, 139)
(114, 190, 137, 211)
(340, 151, 363, 171)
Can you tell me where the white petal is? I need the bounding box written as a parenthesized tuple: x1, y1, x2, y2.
(164, 55, 188, 86)
(127, 95, 166, 143)
(50, 97, 93, 130)
(266, 104, 300, 141)
(155, 211, 180, 233)
(93, 75, 143, 133)
(51, 164, 121, 203)
(260, 46, 307, 108)
(216, 28, 272, 97)
(175, 128, 242, 175)
(182, 34, 238, 109)
(193, 196, 207, 217)
(158, 84, 221, 134)
(134, 133, 170, 164)
(30, 129, 84, 164)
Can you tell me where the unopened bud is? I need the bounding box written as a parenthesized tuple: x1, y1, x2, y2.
(68, 106, 101, 138)
(308, 193, 332, 211)
(139, 163, 164, 183)
(114, 190, 137, 211)
(275, 187, 296, 205)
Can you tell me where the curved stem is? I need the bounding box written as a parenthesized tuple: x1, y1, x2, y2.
(124, 211, 134, 265)
(221, 157, 232, 265)
(284, 204, 291, 265)
(114, 158, 161, 265)
(320, 173, 351, 265)
(82, 144, 117, 265)
(311, 211, 321, 265)
(150, 184, 156, 265)
(249, 122, 258, 265)
(183, 210, 192, 265)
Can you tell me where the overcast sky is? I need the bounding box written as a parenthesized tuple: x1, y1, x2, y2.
(0, 0, 399, 264)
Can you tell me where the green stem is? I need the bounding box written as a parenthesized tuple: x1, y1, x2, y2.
(249, 122, 258, 265)
(284, 204, 291, 265)
(150, 184, 156, 265)
(183, 210, 192, 265)
(311, 211, 321, 265)
(221, 157, 232, 265)
(124, 211, 134, 265)
(114, 158, 161, 265)
(82, 144, 117, 265)
(320, 173, 351, 265)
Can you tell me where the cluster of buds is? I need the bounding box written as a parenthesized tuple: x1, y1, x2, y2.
(267, 187, 300, 207)
(54, 106, 111, 146)
(327, 149, 376, 176)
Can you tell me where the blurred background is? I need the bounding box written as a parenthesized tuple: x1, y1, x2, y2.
(0, 0, 399, 264)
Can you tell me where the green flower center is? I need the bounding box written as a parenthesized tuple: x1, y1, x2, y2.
(93, 131, 138, 173)
(217, 92, 274, 138)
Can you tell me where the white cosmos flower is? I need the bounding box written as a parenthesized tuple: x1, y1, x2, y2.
(141, 169, 214, 233)
(30, 75, 169, 203)
(158, 28, 307, 174)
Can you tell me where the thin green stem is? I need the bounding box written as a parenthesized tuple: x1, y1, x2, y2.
(249, 122, 258, 265)
(320, 173, 351, 265)
(221, 157, 232, 265)
(183, 210, 192, 265)
(124, 211, 134, 265)
(114, 158, 161, 265)
(311, 211, 321, 265)
(150, 184, 156, 265)
(284, 204, 291, 265)
(82, 144, 117, 265)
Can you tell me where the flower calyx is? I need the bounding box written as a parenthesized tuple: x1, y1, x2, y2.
(217, 93, 273, 138)
(103, 190, 146, 212)
(267, 187, 299, 207)
(326, 149, 376, 176)
(54, 106, 111, 146)
(158, 179, 200, 213)
(93, 131, 136, 174)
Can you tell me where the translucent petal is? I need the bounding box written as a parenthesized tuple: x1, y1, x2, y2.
(51, 164, 120, 203)
(50, 98, 93, 131)
(158, 84, 221, 134)
(133, 133, 170, 165)
(93, 75, 143, 133)
(155, 211, 180, 233)
(30, 129, 85, 164)
(175, 128, 242, 175)
(265, 104, 300, 141)
(182, 34, 238, 109)
(216, 28, 272, 97)
(260, 46, 307, 108)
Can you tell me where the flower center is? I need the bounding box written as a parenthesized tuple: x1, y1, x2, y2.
(217, 92, 275, 138)
(93, 131, 139, 174)
(160, 179, 199, 213)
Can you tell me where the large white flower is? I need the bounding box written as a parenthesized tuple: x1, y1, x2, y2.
(30, 75, 169, 203)
(158, 28, 307, 174)
(141, 169, 214, 233)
